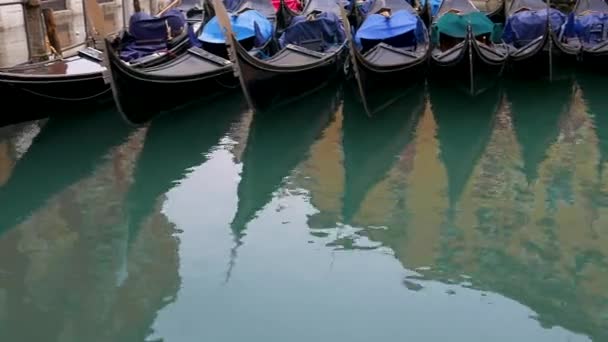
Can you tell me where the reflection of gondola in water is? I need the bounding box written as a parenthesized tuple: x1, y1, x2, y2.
(225, 86, 339, 279)
(0, 109, 133, 232)
(341, 84, 425, 223)
(230, 84, 341, 237)
(429, 81, 500, 208)
(125, 92, 247, 243)
(505, 76, 575, 182)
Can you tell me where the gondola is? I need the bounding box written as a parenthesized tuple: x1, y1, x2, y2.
(214, 0, 348, 110)
(104, 0, 277, 125)
(559, 0, 608, 65)
(500, 0, 568, 77)
(342, 0, 430, 114)
(429, 0, 507, 94)
(0, 47, 110, 115)
(0, 2, 202, 118)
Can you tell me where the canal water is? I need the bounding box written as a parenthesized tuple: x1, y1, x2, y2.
(0, 72, 606, 341)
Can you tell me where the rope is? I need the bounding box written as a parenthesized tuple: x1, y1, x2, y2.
(17, 86, 111, 101)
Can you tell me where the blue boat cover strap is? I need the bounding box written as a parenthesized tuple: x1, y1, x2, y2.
(279, 12, 346, 51)
(355, 9, 425, 48)
(502, 8, 566, 46)
(199, 9, 273, 46)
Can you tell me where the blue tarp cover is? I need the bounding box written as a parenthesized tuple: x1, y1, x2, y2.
(129, 9, 186, 40)
(199, 9, 273, 46)
(120, 9, 187, 62)
(278, 12, 346, 50)
(354, 9, 425, 47)
(502, 8, 566, 46)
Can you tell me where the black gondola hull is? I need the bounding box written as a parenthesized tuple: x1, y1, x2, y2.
(430, 38, 505, 93)
(579, 48, 608, 71)
(0, 71, 110, 114)
(105, 40, 238, 125)
(236, 45, 348, 110)
(505, 35, 577, 79)
(0, 24, 199, 127)
(351, 54, 428, 108)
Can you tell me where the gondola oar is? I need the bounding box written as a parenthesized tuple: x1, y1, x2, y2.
(212, 0, 255, 110)
(339, 1, 371, 116)
(158, 0, 182, 15)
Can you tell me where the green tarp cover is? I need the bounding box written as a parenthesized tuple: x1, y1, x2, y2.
(431, 12, 501, 42)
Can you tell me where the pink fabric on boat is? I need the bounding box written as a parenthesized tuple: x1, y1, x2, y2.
(272, 0, 302, 11)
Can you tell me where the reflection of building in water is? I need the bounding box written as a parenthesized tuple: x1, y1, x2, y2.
(292, 104, 345, 229)
(0, 128, 182, 341)
(452, 94, 528, 261)
(351, 98, 447, 268)
(439, 85, 608, 341)
(301, 85, 608, 340)
(523, 85, 608, 338)
(0, 0, 123, 29)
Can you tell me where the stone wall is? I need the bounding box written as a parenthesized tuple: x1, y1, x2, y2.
(0, 0, 123, 30)
(0, 1, 124, 66)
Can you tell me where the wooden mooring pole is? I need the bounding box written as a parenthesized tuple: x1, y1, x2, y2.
(42, 8, 62, 58)
(23, 0, 47, 62)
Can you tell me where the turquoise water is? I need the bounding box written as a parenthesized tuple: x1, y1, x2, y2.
(0, 73, 606, 341)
